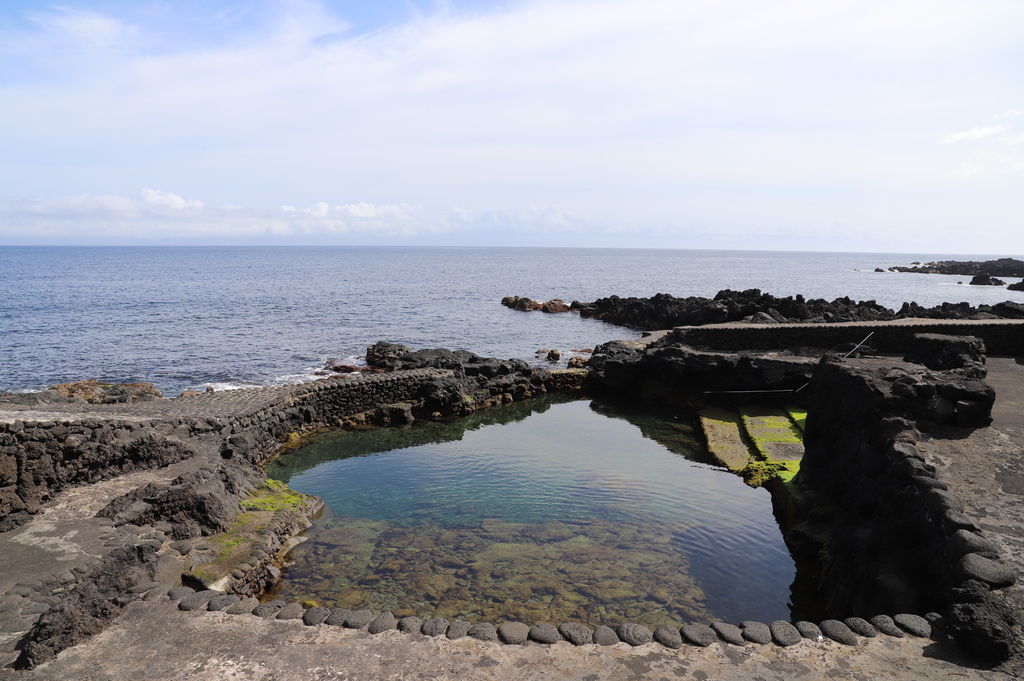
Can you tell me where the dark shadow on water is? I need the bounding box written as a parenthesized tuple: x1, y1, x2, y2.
(586, 398, 719, 467)
(267, 392, 578, 481)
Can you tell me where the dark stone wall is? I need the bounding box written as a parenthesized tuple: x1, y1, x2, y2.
(677, 322, 1024, 356)
(798, 359, 1017, 663)
(0, 421, 200, 530)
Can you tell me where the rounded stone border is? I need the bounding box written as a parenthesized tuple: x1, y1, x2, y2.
(164, 584, 938, 650)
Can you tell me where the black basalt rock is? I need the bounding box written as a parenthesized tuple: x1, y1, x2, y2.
(592, 625, 619, 646)
(893, 613, 931, 638)
(558, 622, 593, 646)
(819, 619, 858, 645)
(711, 622, 746, 646)
(421, 617, 449, 637)
(843, 617, 877, 637)
(617, 623, 652, 646)
(528, 622, 561, 644)
(467, 622, 498, 642)
(769, 621, 802, 647)
(653, 624, 682, 649)
(739, 620, 772, 644)
(945, 580, 1020, 664)
(869, 615, 904, 637)
(367, 612, 396, 634)
(681, 623, 717, 647)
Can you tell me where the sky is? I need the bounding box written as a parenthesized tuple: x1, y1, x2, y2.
(0, 0, 1022, 252)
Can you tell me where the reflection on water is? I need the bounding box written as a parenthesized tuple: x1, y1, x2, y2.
(267, 396, 797, 625)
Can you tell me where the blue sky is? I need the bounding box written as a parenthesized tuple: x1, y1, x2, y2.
(1, 0, 1022, 251)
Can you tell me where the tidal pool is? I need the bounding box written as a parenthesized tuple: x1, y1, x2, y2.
(267, 396, 798, 626)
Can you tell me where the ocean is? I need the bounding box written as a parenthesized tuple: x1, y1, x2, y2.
(2, 246, 1022, 395)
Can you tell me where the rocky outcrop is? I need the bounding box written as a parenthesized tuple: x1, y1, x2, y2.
(887, 258, 1024, 278)
(501, 296, 572, 313)
(365, 341, 412, 370)
(97, 463, 261, 540)
(1008, 280, 1024, 292)
(903, 334, 986, 377)
(50, 380, 163, 403)
(969, 275, 1006, 286)
(15, 544, 165, 669)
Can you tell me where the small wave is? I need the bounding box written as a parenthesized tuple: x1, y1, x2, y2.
(189, 381, 263, 392)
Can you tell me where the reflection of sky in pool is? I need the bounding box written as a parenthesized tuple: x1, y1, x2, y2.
(268, 397, 797, 625)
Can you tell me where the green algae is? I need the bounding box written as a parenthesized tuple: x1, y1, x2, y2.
(241, 479, 307, 512)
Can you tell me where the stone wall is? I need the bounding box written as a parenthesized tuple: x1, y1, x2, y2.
(0, 369, 451, 530)
(586, 334, 1018, 664)
(676, 321, 1024, 356)
(0, 420, 201, 531)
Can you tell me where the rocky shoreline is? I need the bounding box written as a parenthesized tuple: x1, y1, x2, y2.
(502, 288, 1024, 330)
(1, 326, 1022, 676)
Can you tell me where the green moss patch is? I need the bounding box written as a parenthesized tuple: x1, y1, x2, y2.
(698, 407, 753, 472)
(189, 480, 313, 589)
(241, 479, 307, 512)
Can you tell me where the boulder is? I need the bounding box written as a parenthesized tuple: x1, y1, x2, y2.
(540, 299, 570, 313)
(1008, 280, 1024, 292)
(498, 621, 529, 644)
(558, 622, 593, 645)
(567, 356, 588, 369)
(903, 333, 985, 374)
(617, 623, 652, 646)
(501, 296, 543, 311)
(681, 623, 717, 647)
(528, 623, 562, 644)
(365, 341, 411, 369)
(968, 274, 1006, 286)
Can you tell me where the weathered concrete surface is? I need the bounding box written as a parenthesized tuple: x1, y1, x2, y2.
(925, 357, 1024, 625)
(0, 599, 1011, 681)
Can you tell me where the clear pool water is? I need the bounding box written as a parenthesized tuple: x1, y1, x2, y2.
(267, 396, 798, 626)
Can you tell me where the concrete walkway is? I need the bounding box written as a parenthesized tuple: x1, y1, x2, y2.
(924, 357, 1024, 625)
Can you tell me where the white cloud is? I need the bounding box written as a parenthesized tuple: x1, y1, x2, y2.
(941, 125, 1009, 144)
(1, 1, 1023, 249)
(995, 108, 1024, 120)
(1001, 134, 1024, 146)
(141, 188, 203, 210)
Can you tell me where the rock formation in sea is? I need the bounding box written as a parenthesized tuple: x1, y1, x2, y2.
(886, 257, 1024, 277)
(501, 289, 1024, 331)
